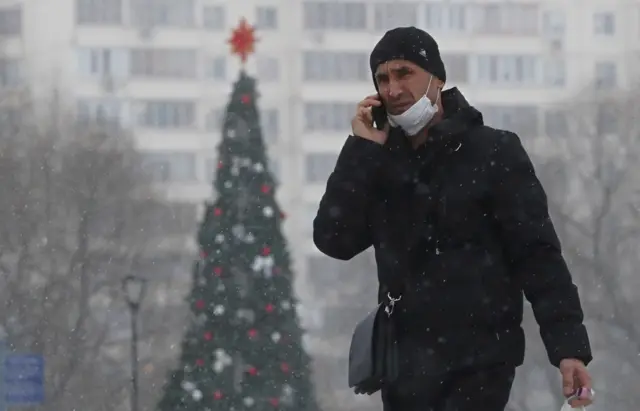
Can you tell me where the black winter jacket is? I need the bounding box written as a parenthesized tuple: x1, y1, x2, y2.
(313, 88, 592, 375)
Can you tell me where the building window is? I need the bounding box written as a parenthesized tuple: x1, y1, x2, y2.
(256, 6, 278, 30)
(77, 48, 130, 78)
(594, 12, 615, 35)
(544, 110, 568, 138)
(303, 51, 368, 82)
(541, 10, 565, 38)
(303, 2, 366, 30)
(543, 59, 566, 87)
(0, 59, 21, 87)
(141, 151, 197, 182)
(424, 4, 467, 32)
(76, 0, 122, 25)
(594, 61, 617, 88)
(473, 55, 539, 86)
(305, 152, 338, 183)
(202, 5, 225, 30)
(207, 56, 226, 81)
(261, 109, 279, 143)
(138, 100, 195, 129)
(373, 3, 417, 31)
(130, 49, 197, 78)
(480, 105, 539, 137)
(0, 7, 22, 35)
(130, 0, 195, 28)
(205, 108, 223, 131)
(256, 56, 279, 82)
(472, 3, 538, 35)
(304, 102, 352, 131)
(441, 54, 469, 83)
(77, 98, 130, 126)
(269, 158, 280, 180)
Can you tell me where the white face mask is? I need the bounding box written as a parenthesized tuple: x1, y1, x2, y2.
(387, 76, 439, 136)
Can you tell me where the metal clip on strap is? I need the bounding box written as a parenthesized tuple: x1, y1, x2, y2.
(384, 292, 402, 317)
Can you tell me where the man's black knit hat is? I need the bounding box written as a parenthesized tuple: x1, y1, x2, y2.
(369, 26, 446, 83)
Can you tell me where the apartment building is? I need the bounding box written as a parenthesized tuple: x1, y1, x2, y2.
(5, 0, 640, 403)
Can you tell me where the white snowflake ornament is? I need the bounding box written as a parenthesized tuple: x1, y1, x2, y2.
(263, 206, 274, 217)
(245, 233, 255, 243)
(271, 332, 281, 343)
(213, 305, 225, 316)
(181, 380, 196, 391)
(228, 129, 236, 138)
(213, 349, 233, 373)
(280, 300, 291, 310)
(232, 224, 246, 239)
(224, 181, 233, 189)
(215, 234, 225, 243)
(252, 255, 274, 276)
(192, 389, 203, 401)
(243, 397, 255, 407)
(253, 162, 264, 172)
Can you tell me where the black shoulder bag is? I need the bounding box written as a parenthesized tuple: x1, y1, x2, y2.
(347, 256, 405, 395)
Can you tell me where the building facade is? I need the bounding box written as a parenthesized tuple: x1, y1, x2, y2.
(6, 0, 640, 404)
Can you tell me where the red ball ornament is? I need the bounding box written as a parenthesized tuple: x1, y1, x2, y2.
(265, 303, 274, 313)
(261, 184, 271, 194)
(261, 246, 271, 256)
(248, 329, 258, 339)
(241, 94, 251, 104)
(213, 390, 223, 400)
(247, 366, 258, 376)
(280, 363, 290, 372)
(213, 266, 223, 276)
(269, 398, 279, 406)
(195, 358, 205, 366)
(195, 300, 205, 310)
(200, 250, 207, 259)
(217, 160, 223, 169)
(214, 207, 222, 216)
(204, 331, 213, 341)
(280, 211, 286, 220)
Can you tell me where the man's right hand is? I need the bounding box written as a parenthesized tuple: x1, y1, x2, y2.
(351, 94, 389, 145)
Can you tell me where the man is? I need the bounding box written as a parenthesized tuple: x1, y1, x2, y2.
(313, 27, 594, 411)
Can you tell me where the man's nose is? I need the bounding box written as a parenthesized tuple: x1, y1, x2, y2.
(387, 80, 403, 98)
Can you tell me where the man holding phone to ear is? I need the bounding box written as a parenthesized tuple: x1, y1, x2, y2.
(313, 27, 594, 411)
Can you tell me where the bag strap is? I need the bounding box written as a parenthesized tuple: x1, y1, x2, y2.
(377, 148, 448, 317)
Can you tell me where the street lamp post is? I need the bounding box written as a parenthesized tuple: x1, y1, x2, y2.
(122, 275, 147, 411)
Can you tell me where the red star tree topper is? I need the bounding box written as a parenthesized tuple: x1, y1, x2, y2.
(228, 18, 257, 65)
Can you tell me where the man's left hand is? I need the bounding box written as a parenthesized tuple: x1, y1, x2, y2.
(559, 358, 593, 407)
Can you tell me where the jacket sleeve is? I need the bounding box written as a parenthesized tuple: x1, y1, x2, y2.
(489, 131, 592, 367)
(313, 135, 384, 260)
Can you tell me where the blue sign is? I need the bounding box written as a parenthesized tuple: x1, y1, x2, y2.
(4, 355, 44, 405)
(0, 340, 5, 411)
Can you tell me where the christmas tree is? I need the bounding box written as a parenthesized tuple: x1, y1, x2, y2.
(157, 19, 318, 411)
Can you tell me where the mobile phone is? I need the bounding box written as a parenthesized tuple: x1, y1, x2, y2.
(372, 97, 387, 130)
